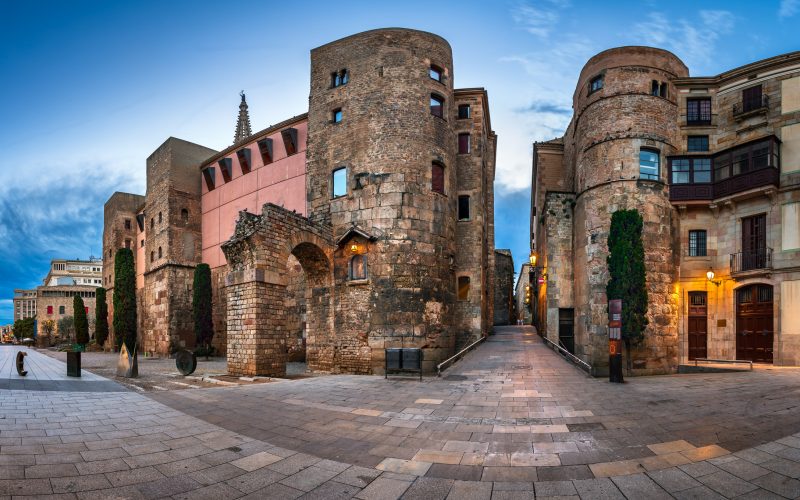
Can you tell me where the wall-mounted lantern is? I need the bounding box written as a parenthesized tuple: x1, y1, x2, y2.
(706, 268, 721, 286)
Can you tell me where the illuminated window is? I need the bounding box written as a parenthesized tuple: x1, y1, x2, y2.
(457, 276, 470, 300)
(349, 255, 367, 280)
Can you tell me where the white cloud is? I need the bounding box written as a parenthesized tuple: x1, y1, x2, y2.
(511, 0, 571, 38)
(780, 0, 799, 17)
(631, 10, 735, 70)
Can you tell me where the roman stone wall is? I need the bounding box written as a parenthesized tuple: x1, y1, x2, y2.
(542, 193, 575, 345)
(307, 29, 459, 372)
(568, 47, 687, 375)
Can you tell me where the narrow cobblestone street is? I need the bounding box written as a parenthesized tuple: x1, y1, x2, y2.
(2, 326, 799, 498)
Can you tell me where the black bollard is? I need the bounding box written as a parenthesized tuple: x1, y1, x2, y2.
(16, 351, 27, 376)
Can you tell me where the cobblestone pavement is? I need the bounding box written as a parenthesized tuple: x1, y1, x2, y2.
(1, 326, 799, 498)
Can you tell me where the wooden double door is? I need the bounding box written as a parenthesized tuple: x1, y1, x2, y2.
(736, 284, 774, 363)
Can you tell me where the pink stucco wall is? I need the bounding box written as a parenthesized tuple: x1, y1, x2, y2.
(201, 119, 308, 269)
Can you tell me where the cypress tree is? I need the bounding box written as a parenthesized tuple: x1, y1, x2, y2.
(112, 248, 137, 353)
(73, 295, 89, 346)
(192, 263, 214, 359)
(95, 287, 109, 347)
(606, 209, 648, 371)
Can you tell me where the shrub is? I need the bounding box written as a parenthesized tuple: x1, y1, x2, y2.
(95, 287, 109, 348)
(113, 248, 137, 353)
(73, 295, 89, 346)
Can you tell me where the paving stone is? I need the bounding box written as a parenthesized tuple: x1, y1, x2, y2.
(750, 471, 800, 498)
(376, 458, 432, 476)
(299, 480, 362, 500)
(154, 456, 210, 476)
(671, 485, 727, 500)
(610, 472, 672, 500)
(332, 466, 382, 488)
(646, 467, 702, 492)
(136, 475, 203, 499)
(490, 491, 533, 499)
(355, 477, 412, 500)
(400, 476, 453, 500)
(171, 482, 245, 500)
(445, 480, 492, 500)
(188, 463, 246, 486)
(279, 465, 340, 492)
(697, 470, 759, 497)
(50, 473, 113, 493)
(412, 450, 462, 465)
(572, 478, 626, 499)
(734, 487, 790, 499)
(761, 457, 800, 479)
(267, 453, 322, 475)
(491, 481, 532, 491)
(425, 464, 482, 481)
(0, 478, 54, 496)
(647, 440, 696, 455)
(238, 482, 304, 500)
(25, 463, 78, 478)
(480, 466, 537, 482)
(534, 480, 577, 497)
(536, 464, 593, 481)
(225, 467, 288, 494)
(104, 466, 166, 487)
(678, 461, 721, 478)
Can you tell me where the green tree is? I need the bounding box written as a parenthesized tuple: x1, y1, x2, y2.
(13, 317, 35, 339)
(58, 316, 75, 341)
(113, 248, 137, 353)
(73, 295, 89, 346)
(606, 209, 649, 371)
(192, 263, 214, 359)
(95, 287, 109, 347)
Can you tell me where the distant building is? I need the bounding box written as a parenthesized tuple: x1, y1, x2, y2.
(13, 289, 36, 322)
(515, 263, 532, 325)
(531, 46, 800, 375)
(43, 258, 103, 287)
(493, 249, 515, 325)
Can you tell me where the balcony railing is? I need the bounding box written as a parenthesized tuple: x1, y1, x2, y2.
(730, 248, 773, 274)
(733, 94, 769, 117)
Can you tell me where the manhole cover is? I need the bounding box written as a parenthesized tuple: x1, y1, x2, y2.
(513, 365, 531, 370)
(444, 375, 468, 381)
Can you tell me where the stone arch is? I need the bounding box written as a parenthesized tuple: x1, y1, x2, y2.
(221, 204, 334, 377)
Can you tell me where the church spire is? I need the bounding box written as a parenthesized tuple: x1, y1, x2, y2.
(234, 91, 252, 144)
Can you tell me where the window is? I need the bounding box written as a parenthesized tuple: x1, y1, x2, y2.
(124, 219, 131, 230)
(589, 74, 603, 94)
(202, 167, 216, 191)
(651, 80, 659, 96)
(639, 149, 660, 180)
(687, 136, 709, 152)
(349, 255, 367, 280)
(281, 128, 298, 155)
(150, 218, 154, 230)
(687, 98, 711, 125)
(218, 158, 233, 182)
(332, 108, 342, 123)
(430, 94, 444, 118)
(331, 69, 349, 88)
(429, 64, 443, 82)
(181, 209, 188, 222)
(458, 195, 470, 220)
(158, 247, 162, 259)
(689, 230, 707, 257)
(150, 251, 154, 263)
(431, 162, 445, 194)
(332, 167, 347, 198)
(671, 159, 690, 184)
(651, 80, 667, 98)
(671, 157, 712, 184)
(458, 104, 471, 119)
(458, 133, 470, 154)
(158, 212, 162, 224)
(47, 306, 53, 315)
(693, 158, 711, 183)
(742, 85, 763, 113)
(257, 138, 273, 165)
(59, 305, 65, 315)
(140, 239, 144, 247)
(457, 276, 470, 300)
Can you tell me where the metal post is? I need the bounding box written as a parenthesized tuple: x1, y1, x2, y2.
(609, 299, 624, 383)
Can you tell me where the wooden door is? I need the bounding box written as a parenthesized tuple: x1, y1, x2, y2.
(736, 285, 773, 363)
(741, 214, 766, 270)
(687, 292, 707, 361)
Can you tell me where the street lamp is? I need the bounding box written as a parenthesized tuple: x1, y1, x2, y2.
(706, 267, 721, 286)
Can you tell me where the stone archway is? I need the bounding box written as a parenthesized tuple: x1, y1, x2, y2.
(221, 204, 333, 377)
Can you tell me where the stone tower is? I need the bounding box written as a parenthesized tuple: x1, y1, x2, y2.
(306, 29, 459, 370)
(140, 138, 218, 354)
(568, 47, 688, 374)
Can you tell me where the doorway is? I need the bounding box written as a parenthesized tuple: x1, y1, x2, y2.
(687, 292, 707, 361)
(558, 308, 575, 354)
(736, 284, 773, 363)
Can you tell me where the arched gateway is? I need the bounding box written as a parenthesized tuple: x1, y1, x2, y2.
(221, 204, 335, 376)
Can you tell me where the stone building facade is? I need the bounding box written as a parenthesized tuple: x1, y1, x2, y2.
(103, 28, 497, 375)
(532, 47, 800, 375)
(514, 263, 533, 325)
(493, 249, 514, 325)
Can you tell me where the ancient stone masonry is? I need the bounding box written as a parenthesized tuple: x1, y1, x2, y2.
(532, 46, 800, 373)
(103, 29, 497, 375)
(493, 250, 514, 326)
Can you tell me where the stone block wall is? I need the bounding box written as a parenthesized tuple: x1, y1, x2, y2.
(493, 250, 514, 326)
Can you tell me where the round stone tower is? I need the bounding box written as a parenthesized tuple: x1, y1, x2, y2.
(306, 29, 458, 372)
(570, 47, 688, 375)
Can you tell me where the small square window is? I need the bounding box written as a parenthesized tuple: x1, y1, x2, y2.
(458, 104, 471, 119)
(689, 230, 707, 257)
(429, 64, 443, 82)
(589, 74, 603, 94)
(457, 276, 470, 300)
(687, 136, 709, 152)
(332, 108, 342, 123)
(458, 195, 470, 221)
(430, 94, 444, 118)
(332, 167, 347, 198)
(458, 133, 471, 154)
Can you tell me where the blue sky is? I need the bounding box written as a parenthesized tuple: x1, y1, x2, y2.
(0, 0, 798, 324)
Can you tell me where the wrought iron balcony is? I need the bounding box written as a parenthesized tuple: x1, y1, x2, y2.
(733, 94, 769, 118)
(730, 248, 773, 274)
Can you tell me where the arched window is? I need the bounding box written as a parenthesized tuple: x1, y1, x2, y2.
(181, 209, 188, 223)
(430, 94, 444, 118)
(639, 149, 660, 180)
(158, 247, 162, 259)
(349, 254, 367, 280)
(431, 161, 445, 195)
